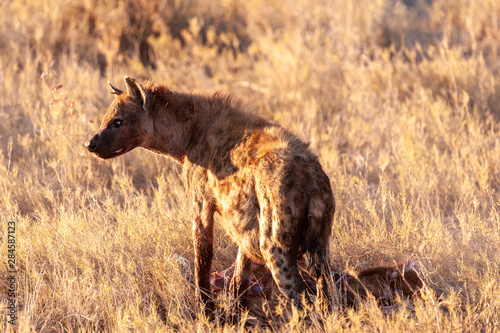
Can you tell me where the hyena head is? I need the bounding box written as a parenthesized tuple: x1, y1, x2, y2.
(85, 77, 153, 159)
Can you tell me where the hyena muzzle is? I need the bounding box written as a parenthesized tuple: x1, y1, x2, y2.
(86, 77, 335, 316)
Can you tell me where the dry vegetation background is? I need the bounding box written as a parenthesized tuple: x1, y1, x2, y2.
(1, 0, 500, 331)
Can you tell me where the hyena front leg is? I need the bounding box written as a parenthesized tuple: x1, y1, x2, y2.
(229, 247, 252, 308)
(193, 199, 216, 314)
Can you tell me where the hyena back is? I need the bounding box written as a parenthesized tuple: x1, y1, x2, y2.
(86, 77, 335, 314)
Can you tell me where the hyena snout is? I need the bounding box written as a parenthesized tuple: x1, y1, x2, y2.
(85, 134, 100, 152)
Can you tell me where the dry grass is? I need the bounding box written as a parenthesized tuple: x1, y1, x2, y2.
(1, 0, 500, 331)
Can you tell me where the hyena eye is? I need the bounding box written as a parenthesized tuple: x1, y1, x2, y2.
(111, 119, 122, 129)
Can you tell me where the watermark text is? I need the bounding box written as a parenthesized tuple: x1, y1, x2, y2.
(7, 221, 17, 326)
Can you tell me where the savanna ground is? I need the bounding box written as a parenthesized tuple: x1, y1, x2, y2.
(1, 0, 500, 331)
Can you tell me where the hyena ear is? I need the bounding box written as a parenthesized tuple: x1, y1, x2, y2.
(124, 76, 148, 110)
(108, 81, 123, 96)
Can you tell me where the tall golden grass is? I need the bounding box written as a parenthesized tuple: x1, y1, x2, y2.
(1, 0, 500, 331)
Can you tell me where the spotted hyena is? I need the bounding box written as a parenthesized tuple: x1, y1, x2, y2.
(86, 77, 335, 315)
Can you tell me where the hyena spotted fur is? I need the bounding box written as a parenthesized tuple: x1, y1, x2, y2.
(86, 77, 335, 315)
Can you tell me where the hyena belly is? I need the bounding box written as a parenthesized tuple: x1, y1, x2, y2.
(216, 173, 264, 262)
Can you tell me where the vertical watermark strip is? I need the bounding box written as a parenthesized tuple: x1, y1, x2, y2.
(6, 221, 17, 326)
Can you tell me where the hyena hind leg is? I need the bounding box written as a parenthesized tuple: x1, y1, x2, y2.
(260, 242, 308, 313)
(229, 248, 252, 309)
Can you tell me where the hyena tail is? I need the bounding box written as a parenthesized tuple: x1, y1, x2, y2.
(304, 195, 334, 253)
(304, 194, 334, 310)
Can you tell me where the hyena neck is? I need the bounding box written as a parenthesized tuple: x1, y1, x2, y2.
(143, 87, 199, 163)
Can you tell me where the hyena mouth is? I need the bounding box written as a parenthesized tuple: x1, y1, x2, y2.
(107, 147, 126, 158)
(92, 147, 127, 159)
